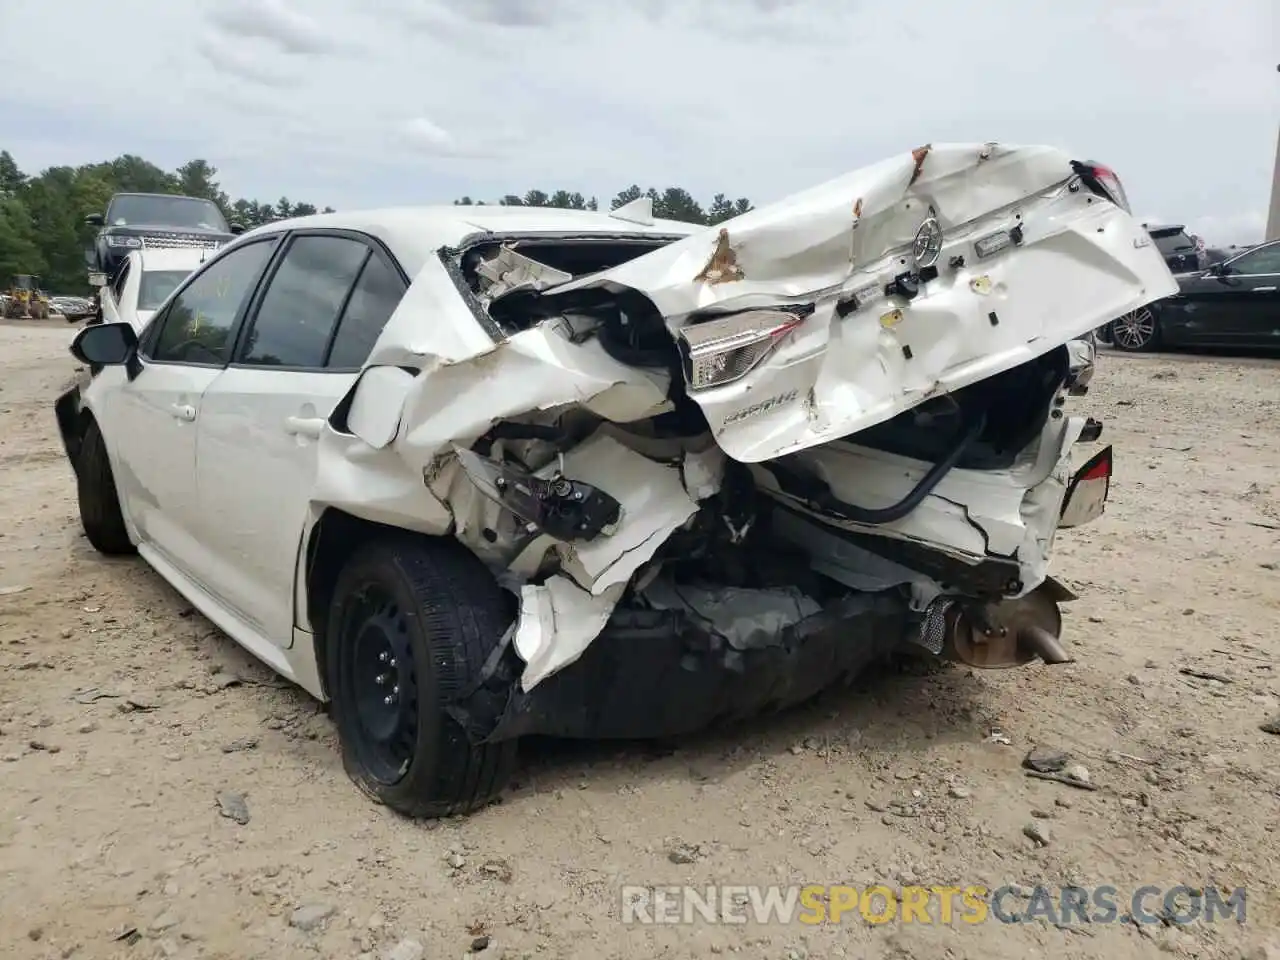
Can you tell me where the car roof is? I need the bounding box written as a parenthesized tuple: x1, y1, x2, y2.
(238, 205, 703, 278)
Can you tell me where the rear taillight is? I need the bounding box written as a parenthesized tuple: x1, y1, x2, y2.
(1070, 160, 1131, 214)
(676, 309, 806, 390)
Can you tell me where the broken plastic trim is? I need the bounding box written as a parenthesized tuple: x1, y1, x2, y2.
(436, 245, 505, 341)
(766, 410, 988, 526)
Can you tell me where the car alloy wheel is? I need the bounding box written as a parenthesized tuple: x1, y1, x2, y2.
(1111, 307, 1156, 351)
(339, 586, 420, 785)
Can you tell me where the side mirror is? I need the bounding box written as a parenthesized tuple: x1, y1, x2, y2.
(84, 213, 105, 227)
(1209, 262, 1232, 277)
(229, 221, 246, 235)
(70, 321, 137, 367)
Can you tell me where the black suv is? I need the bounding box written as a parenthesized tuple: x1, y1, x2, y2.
(85, 193, 244, 281)
(1144, 223, 1210, 275)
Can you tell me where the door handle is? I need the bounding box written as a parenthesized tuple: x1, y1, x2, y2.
(1255, 286, 1276, 292)
(170, 403, 196, 422)
(284, 416, 326, 439)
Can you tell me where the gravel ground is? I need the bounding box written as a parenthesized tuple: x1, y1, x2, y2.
(2, 321, 1279, 960)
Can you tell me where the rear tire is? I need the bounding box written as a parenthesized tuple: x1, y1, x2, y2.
(1110, 307, 1159, 352)
(75, 419, 136, 556)
(325, 534, 518, 818)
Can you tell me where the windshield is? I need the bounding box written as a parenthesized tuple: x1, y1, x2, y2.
(106, 195, 229, 232)
(138, 270, 192, 311)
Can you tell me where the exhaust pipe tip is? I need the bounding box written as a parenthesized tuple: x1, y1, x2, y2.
(941, 584, 1074, 669)
(1017, 625, 1074, 665)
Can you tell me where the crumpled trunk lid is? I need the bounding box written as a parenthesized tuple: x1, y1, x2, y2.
(542, 142, 1176, 463)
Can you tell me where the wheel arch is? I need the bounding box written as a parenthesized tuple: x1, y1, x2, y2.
(301, 507, 457, 700)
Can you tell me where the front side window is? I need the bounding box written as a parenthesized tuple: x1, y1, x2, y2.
(1227, 243, 1280, 276)
(150, 240, 276, 365)
(240, 235, 369, 368)
(138, 270, 192, 311)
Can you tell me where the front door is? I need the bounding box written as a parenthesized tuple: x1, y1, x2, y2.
(1166, 242, 1280, 346)
(194, 231, 408, 646)
(108, 237, 279, 581)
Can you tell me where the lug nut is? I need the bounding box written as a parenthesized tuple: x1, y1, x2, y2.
(388, 658, 397, 668)
(378, 651, 389, 662)
(375, 674, 387, 685)
(383, 695, 395, 706)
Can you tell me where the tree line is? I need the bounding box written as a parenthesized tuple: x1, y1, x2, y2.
(0, 148, 752, 294)
(453, 186, 753, 226)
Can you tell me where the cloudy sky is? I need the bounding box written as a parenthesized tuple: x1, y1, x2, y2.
(2, 0, 1276, 242)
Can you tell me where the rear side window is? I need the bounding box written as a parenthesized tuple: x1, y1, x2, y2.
(241, 235, 369, 368)
(326, 254, 407, 369)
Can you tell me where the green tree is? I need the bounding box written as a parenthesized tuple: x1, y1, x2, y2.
(0, 197, 44, 279)
(0, 151, 25, 198)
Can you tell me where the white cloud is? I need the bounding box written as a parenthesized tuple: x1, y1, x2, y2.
(398, 117, 455, 152)
(208, 0, 345, 55)
(0, 0, 1275, 238)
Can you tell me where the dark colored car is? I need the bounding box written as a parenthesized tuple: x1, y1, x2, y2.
(85, 193, 244, 282)
(1144, 223, 1209, 275)
(1106, 239, 1280, 352)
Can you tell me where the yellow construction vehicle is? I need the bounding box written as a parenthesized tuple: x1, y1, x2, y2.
(3, 275, 51, 320)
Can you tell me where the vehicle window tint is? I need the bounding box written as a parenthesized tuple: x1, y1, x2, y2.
(151, 241, 275, 365)
(1230, 245, 1280, 276)
(241, 236, 369, 368)
(326, 254, 406, 369)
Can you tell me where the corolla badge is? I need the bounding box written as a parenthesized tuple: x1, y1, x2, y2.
(912, 216, 944, 269)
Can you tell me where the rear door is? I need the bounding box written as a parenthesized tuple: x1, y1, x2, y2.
(193, 230, 409, 646)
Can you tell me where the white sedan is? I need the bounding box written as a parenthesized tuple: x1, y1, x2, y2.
(55, 143, 1174, 818)
(99, 247, 210, 331)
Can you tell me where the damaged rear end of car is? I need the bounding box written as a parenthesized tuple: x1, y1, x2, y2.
(306, 143, 1174, 805)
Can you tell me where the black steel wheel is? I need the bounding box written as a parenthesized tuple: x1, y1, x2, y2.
(325, 534, 518, 818)
(335, 586, 421, 785)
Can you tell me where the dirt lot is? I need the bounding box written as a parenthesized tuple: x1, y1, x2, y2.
(2, 321, 1279, 960)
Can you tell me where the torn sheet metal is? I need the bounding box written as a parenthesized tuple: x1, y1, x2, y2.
(538, 143, 1176, 464)
(550, 431, 715, 596)
(515, 576, 625, 691)
(395, 326, 672, 455)
(476, 245, 573, 301)
(463, 430, 723, 689)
